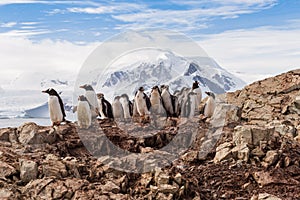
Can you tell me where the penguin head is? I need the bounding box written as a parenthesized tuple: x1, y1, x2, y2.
(42, 88, 59, 96)
(205, 91, 215, 99)
(114, 96, 121, 101)
(192, 81, 199, 89)
(78, 95, 88, 101)
(80, 84, 94, 91)
(151, 86, 160, 94)
(97, 93, 104, 99)
(138, 87, 145, 92)
(120, 93, 129, 100)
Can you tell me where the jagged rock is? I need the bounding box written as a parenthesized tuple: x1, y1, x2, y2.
(158, 184, 178, 194)
(251, 147, 266, 158)
(231, 143, 249, 162)
(156, 192, 173, 200)
(210, 103, 241, 126)
(214, 142, 233, 163)
(233, 126, 252, 145)
(22, 178, 54, 197)
(174, 173, 182, 185)
(42, 155, 67, 178)
(20, 159, 38, 183)
(18, 122, 57, 144)
(0, 128, 10, 141)
(252, 126, 273, 146)
(257, 193, 282, 200)
(262, 150, 279, 167)
(140, 173, 153, 187)
(101, 181, 120, 194)
(0, 161, 16, 178)
(253, 171, 275, 187)
(0, 188, 18, 199)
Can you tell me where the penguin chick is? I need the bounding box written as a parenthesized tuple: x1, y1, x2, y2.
(97, 93, 114, 119)
(42, 88, 66, 126)
(77, 95, 92, 129)
(204, 91, 216, 118)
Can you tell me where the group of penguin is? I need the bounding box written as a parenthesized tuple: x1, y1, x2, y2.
(42, 81, 216, 129)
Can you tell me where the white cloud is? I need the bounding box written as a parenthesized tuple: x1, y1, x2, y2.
(199, 26, 300, 83)
(0, 34, 99, 87)
(1, 22, 17, 28)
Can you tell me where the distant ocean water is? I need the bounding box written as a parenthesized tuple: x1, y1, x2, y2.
(0, 118, 52, 128)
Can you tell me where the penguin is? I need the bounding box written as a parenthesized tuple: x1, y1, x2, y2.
(150, 86, 165, 115)
(192, 81, 202, 112)
(112, 96, 124, 120)
(97, 93, 114, 119)
(42, 88, 66, 126)
(203, 91, 216, 118)
(134, 87, 151, 116)
(161, 85, 179, 117)
(120, 93, 133, 119)
(79, 84, 99, 118)
(183, 92, 196, 118)
(77, 95, 92, 129)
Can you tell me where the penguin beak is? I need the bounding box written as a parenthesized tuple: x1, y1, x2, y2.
(79, 85, 84, 89)
(205, 91, 210, 96)
(42, 90, 46, 93)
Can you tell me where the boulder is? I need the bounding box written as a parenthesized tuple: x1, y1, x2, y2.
(233, 126, 252, 145)
(0, 128, 11, 141)
(210, 103, 241, 127)
(214, 142, 233, 163)
(262, 150, 279, 167)
(18, 122, 56, 145)
(42, 155, 67, 178)
(252, 126, 273, 146)
(158, 184, 178, 194)
(231, 143, 250, 162)
(20, 159, 38, 183)
(101, 181, 120, 194)
(0, 161, 16, 178)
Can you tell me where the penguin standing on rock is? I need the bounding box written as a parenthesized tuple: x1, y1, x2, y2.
(42, 88, 66, 126)
(150, 86, 165, 115)
(120, 94, 133, 119)
(77, 95, 92, 129)
(112, 96, 124, 120)
(203, 91, 216, 118)
(192, 81, 202, 112)
(134, 87, 151, 116)
(183, 91, 196, 118)
(97, 93, 114, 119)
(161, 85, 179, 117)
(79, 84, 100, 118)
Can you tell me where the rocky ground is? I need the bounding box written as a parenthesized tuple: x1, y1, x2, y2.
(1, 69, 300, 199)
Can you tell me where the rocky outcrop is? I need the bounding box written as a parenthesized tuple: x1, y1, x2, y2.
(0, 69, 300, 199)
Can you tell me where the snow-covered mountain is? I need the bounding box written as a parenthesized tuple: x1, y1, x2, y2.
(96, 49, 246, 100)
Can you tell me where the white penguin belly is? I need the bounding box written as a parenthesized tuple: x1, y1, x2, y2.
(86, 91, 99, 117)
(204, 97, 216, 118)
(77, 101, 92, 128)
(122, 102, 131, 118)
(135, 92, 149, 116)
(48, 96, 63, 123)
(113, 101, 124, 119)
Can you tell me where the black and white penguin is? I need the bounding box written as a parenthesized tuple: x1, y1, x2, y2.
(192, 81, 202, 112)
(77, 95, 92, 129)
(134, 87, 151, 116)
(120, 93, 133, 119)
(97, 93, 114, 119)
(150, 86, 165, 115)
(161, 85, 179, 117)
(112, 96, 124, 120)
(204, 91, 216, 118)
(42, 88, 66, 126)
(79, 84, 100, 118)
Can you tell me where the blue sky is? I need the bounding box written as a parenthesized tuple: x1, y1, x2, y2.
(0, 0, 300, 84)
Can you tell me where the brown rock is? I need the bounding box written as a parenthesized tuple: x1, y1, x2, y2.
(233, 126, 252, 145)
(20, 159, 38, 183)
(262, 150, 279, 167)
(258, 193, 282, 200)
(214, 142, 233, 163)
(0, 161, 16, 178)
(231, 143, 249, 162)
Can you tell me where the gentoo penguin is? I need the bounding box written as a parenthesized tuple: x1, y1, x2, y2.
(134, 87, 151, 116)
(204, 91, 216, 118)
(112, 96, 124, 120)
(183, 92, 196, 118)
(161, 85, 179, 117)
(120, 93, 133, 119)
(79, 84, 99, 118)
(77, 95, 92, 129)
(150, 86, 165, 115)
(97, 93, 114, 119)
(192, 81, 202, 112)
(42, 88, 66, 126)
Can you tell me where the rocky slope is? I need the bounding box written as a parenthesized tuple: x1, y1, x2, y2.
(0, 70, 300, 199)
